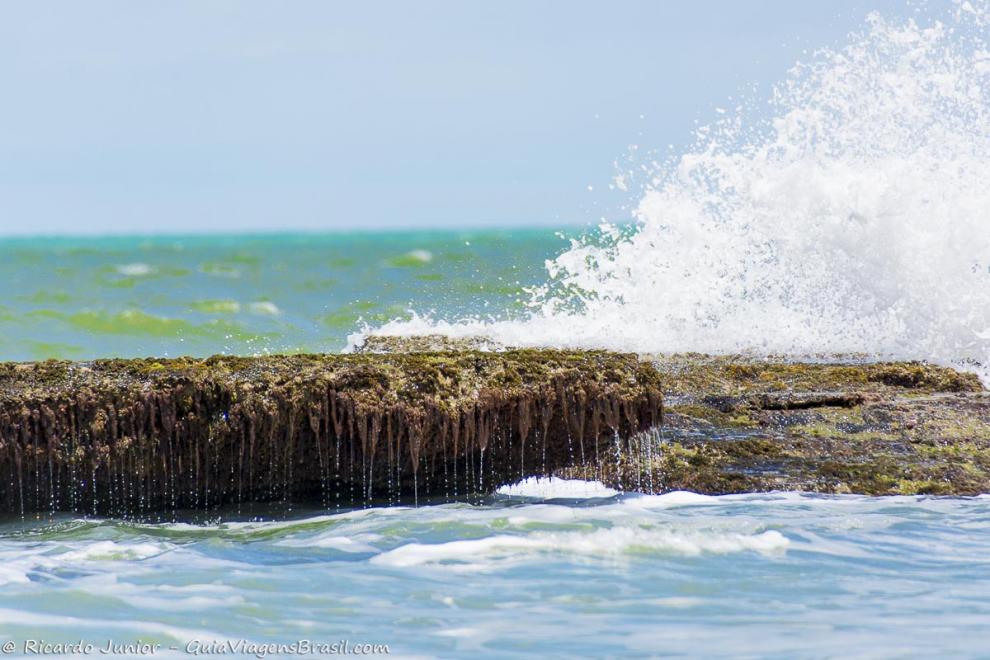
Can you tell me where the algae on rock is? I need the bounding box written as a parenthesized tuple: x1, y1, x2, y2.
(0, 350, 662, 516)
(3, 343, 986, 514)
(559, 355, 990, 496)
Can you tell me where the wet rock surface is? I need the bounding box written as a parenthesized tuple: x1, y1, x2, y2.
(2, 346, 986, 515)
(561, 355, 990, 496)
(356, 334, 504, 354)
(0, 350, 661, 516)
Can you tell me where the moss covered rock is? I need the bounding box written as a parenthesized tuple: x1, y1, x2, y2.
(0, 350, 661, 516)
(560, 355, 990, 496)
(3, 344, 985, 514)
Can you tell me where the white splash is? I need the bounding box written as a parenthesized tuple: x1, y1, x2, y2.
(370, 527, 789, 571)
(248, 301, 281, 316)
(116, 262, 152, 276)
(368, 2, 990, 381)
(406, 249, 433, 263)
(496, 477, 619, 499)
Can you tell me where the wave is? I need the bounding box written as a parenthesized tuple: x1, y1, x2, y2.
(364, 1, 990, 381)
(369, 528, 790, 571)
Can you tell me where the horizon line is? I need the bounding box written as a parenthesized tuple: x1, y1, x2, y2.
(0, 221, 608, 242)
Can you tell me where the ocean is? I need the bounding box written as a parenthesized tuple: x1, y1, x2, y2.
(4, 1, 990, 656)
(0, 230, 559, 362)
(1, 231, 989, 657)
(1, 484, 989, 657)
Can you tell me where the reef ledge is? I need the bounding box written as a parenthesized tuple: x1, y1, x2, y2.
(2, 346, 987, 516)
(561, 354, 990, 497)
(0, 350, 661, 516)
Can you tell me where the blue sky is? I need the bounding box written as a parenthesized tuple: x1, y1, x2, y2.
(0, 0, 908, 235)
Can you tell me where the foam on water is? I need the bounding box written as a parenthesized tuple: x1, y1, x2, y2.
(2, 493, 989, 654)
(115, 263, 153, 277)
(370, 527, 789, 572)
(366, 2, 990, 381)
(495, 476, 619, 499)
(58, 540, 169, 562)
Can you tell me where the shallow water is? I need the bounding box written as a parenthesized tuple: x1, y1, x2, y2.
(1, 487, 988, 657)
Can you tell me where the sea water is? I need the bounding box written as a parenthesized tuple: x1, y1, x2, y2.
(3, 1, 990, 657)
(2, 231, 988, 658)
(0, 230, 558, 361)
(1, 489, 989, 657)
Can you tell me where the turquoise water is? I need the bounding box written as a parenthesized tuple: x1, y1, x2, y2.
(2, 231, 989, 658)
(0, 231, 561, 361)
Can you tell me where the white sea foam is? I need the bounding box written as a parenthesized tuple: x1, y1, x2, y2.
(364, 2, 990, 383)
(496, 477, 619, 499)
(0, 607, 237, 647)
(276, 534, 381, 553)
(115, 262, 152, 276)
(370, 527, 789, 571)
(406, 249, 433, 263)
(0, 563, 30, 586)
(59, 540, 168, 562)
(627, 491, 721, 507)
(248, 301, 281, 315)
(0, 539, 171, 586)
(115, 593, 247, 612)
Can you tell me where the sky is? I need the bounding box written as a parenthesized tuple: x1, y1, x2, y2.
(0, 0, 910, 236)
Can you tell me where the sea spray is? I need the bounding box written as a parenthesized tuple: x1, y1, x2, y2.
(366, 1, 990, 381)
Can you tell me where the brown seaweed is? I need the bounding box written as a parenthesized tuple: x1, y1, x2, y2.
(0, 350, 662, 516)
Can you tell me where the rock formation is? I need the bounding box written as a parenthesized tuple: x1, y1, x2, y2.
(0, 350, 661, 516)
